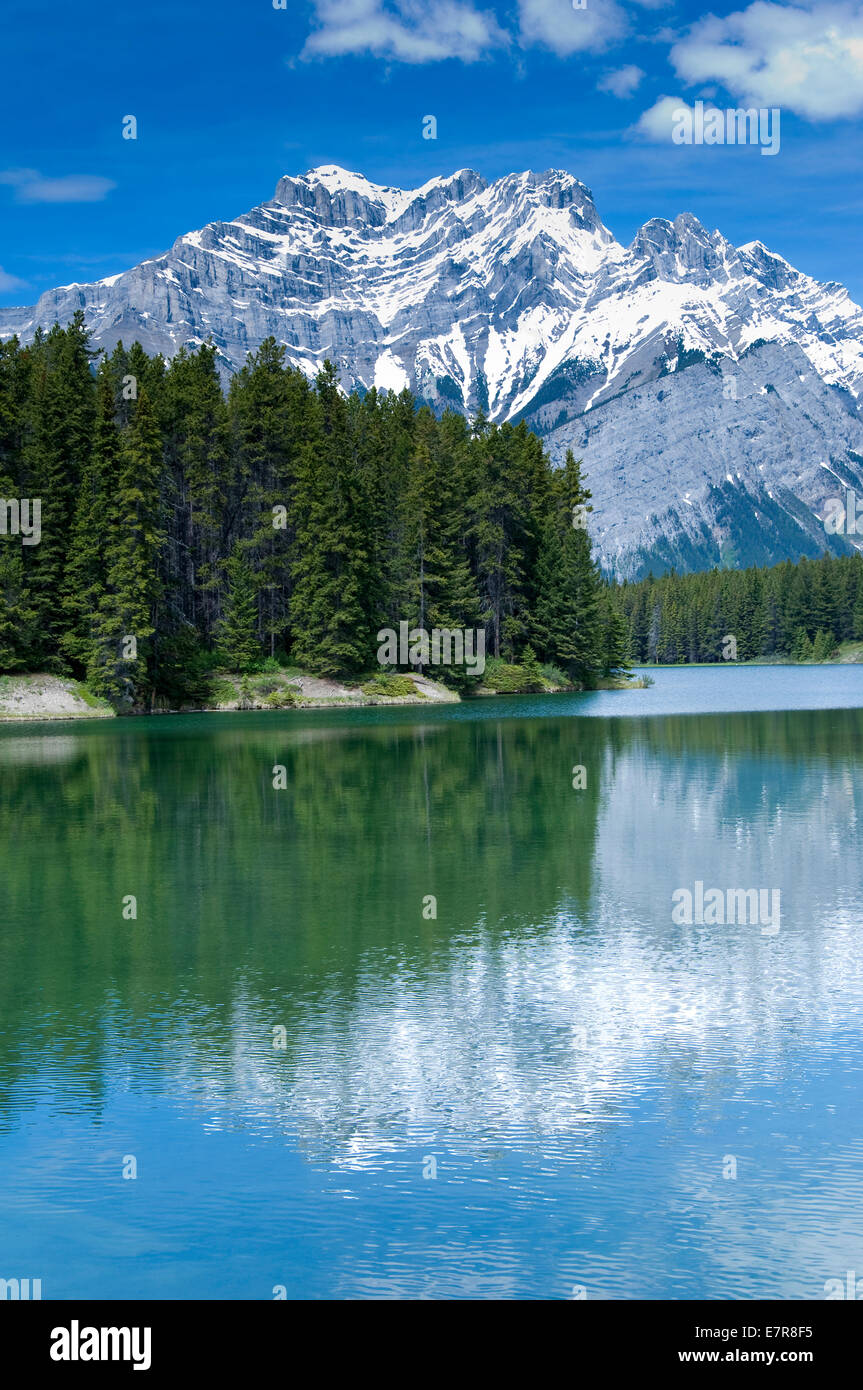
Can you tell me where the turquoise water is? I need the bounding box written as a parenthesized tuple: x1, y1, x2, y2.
(1, 664, 862, 1299)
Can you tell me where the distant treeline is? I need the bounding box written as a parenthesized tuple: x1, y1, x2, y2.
(0, 314, 626, 706)
(619, 551, 863, 664)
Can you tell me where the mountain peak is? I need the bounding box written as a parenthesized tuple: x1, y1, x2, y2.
(301, 164, 389, 194)
(1, 161, 861, 427)
(272, 164, 488, 224)
(274, 164, 390, 203)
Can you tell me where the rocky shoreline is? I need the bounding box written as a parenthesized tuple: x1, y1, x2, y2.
(0, 671, 459, 722)
(0, 669, 646, 723)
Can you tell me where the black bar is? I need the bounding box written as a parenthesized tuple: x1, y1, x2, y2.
(3, 1299, 858, 1376)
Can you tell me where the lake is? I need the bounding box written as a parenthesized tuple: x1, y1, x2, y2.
(1, 664, 862, 1299)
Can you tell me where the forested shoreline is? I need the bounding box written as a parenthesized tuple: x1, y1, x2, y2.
(0, 314, 624, 707)
(619, 550, 863, 665)
(0, 313, 860, 713)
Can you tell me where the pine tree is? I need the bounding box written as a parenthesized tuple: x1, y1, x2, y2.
(471, 422, 539, 659)
(0, 337, 31, 486)
(289, 363, 375, 677)
(396, 408, 482, 676)
(660, 592, 686, 663)
(60, 363, 120, 670)
(598, 594, 630, 675)
(782, 560, 812, 648)
(853, 573, 863, 640)
(761, 572, 783, 655)
(216, 548, 261, 673)
(353, 385, 419, 635)
(627, 584, 649, 662)
(811, 628, 835, 661)
(22, 316, 97, 663)
(811, 555, 838, 638)
(229, 341, 314, 657)
(520, 643, 543, 690)
(163, 344, 232, 639)
(0, 465, 37, 670)
(89, 389, 165, 706)
(533, 451, 601, 682)
(790, 626, 812, 661)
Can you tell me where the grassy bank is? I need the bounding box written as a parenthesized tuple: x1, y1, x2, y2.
(199, 668, 458, 711)
(0, 669, 457, 721)
(0, 661, 652, 722)
(475, 657, 651, 695)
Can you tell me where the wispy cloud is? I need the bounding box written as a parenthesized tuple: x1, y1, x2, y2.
(301, 0, 636, 63)
(598, 63, 645, 98)
(0, 265, 28, 293)
(0, 169, 116, 203)
(302, 0, 509, 63)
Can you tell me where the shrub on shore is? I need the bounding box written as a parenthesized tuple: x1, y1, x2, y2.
(360, 673, 424, 698)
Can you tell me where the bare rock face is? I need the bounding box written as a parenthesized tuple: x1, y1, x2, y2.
(3, 164, 863, 576)
(547, 341, 863, 578)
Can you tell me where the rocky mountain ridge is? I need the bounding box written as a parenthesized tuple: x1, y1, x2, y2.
(3, 164, 862, 576)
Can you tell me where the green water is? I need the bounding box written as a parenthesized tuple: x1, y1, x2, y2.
(1, 665, 863, 1298)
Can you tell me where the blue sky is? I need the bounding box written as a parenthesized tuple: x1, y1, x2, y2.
(2, 0, 863, 305)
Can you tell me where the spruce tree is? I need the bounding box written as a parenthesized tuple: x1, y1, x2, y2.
(89, 389, 165, 707)
(0, 466, 37, 671)
(397, 408, 482, 678)
(22, 314, 97, 663)
(228, 340, 312, 657)
(163, 344, 232, 638)
(533, 451, 601, 683)
(471, 422, 539, 659)
(519, 643, 544, 690)
(811, 629, 835, 661)
(289, 363, 375, 677)
(598, 594, 630, 675)
(0, 337, 31, 486)
(60, 363, 120, 670)
(216, 548, 261, 673)
(790, 626, 812, 661)
(853, 574, 863, 640)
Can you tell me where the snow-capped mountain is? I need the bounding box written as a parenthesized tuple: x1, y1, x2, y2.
(4, 164, 863, 576)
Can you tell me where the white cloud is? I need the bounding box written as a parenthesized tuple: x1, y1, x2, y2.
(299, 0, 863, 105)
(632, 94, 690, 140)
(598, 63, 645, 97)
(0, 169, 115, 203)
(517, 0, 627, 56)
(302, 0, 637, 62)
(671, 1, 863, 121)
(302, 0, 509, 63)
(0, 266, 27, 293)
(0, 169, 39, 187)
